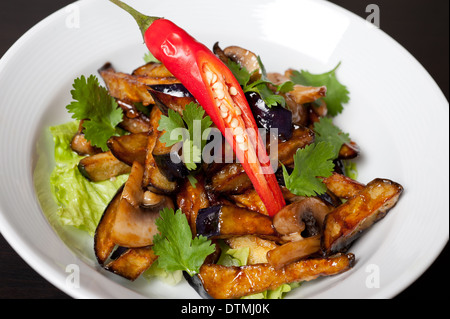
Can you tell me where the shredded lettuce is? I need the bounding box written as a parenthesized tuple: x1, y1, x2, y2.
(49, 121, 128, 236)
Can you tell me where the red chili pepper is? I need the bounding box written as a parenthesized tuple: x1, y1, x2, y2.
(109, 0, 286, 216)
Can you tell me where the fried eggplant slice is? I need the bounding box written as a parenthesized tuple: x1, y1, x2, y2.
(132, 62, 173, 77)
(94, 185, 124, 265)
(142, 107, 178, 194)
(78, 151, 131, 182)
(119, 114, 152, 134)
(177, 175, 210, 235)
(105, 246, 158, 281)
(208, 163, 252, 194)
(107, 132, 149, 166)
(198, 253, 355, 299)
(266, 235, 321, 269)
(322, 178, 404, 256)
(322, 172, 365, 199)
(229, 189, 268, 216)
(99, 63, 179, 106)
(196, 205, 277, 240)
(148, 85, 196, 116)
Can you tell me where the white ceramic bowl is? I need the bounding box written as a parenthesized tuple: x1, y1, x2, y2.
(0, 0, 448, 299)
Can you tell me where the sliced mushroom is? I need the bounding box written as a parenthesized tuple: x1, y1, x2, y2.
(223, 45, 261, 82)
(110, 161, 174, 248)
(272, 197, 331, 241)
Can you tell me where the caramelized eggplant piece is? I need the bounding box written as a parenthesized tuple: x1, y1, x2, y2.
(275, 126, 315, 166)
(245, 91, 293, 141)
(148, 84, 196, 116)
(132, 62, 173, 77)
(153, 139, 189, 182)
(229, 189, 268, 216)
(338, 141, 360, 160)
(107, 132, 149, 166)
(119, 114, 152, 134)
(78, 151, 131, 182)
(177, 176, 210, 235)
(99, 63, 179, 106)
(208, 126, 314, 195)
(111, 162, 163, 248)
(322, 172, 365, 199)
(198, 253, 355, 299)
(266, 235, 321, 269)
(273, 198, 330, 241)
(143, 107, 178, 194)
(208, 163, 253, 194)
(94, 185, 124, 265)
(71, 121, 102, 156)
(322, 178, 404, 256)
(226, 235, 278, 264)
(184, 272, 213, 299)
(105, 246, 158, 281)
(196, 205, 277, 240)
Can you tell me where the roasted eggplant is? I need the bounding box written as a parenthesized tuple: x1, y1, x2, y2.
(142, 107, 178, 194)
(177, 176, 210, 235)
(245, 91, 293, 141)
(132, 62, 173, 77)
(196, 205, 277, 240)
(94, 185, 124, 265)
(266, 235, 321, 269)
(107, 132, 149, 166)
(99, 63, 179, 106)
(198, 253, 355, 299)
(148, 84, 196, 116)
(78, 151, 131, 182)
(322, 178, 404, 256)
(322, 172, 365, 199)
(105, 246, 158, 281)
(152, 138, 189, 182)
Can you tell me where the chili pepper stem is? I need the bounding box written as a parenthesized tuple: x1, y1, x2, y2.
(109, 0, 160, 38)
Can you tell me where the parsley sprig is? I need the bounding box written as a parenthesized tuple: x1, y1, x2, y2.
(158, 102, 213, 171)
(290, 62, 350, 117)
(282, 141, 335, 197)
(152, 208, 216, 277)
(66, 75, 123, 151)
(227, 58, 294, 108)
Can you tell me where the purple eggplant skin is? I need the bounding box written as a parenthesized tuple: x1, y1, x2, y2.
(245, 91, 293, 141)
(183, 272, 213, 299)
(196, 205, 222, 238)
(153, 151, 190, 182)
(149, 83, 193, 98)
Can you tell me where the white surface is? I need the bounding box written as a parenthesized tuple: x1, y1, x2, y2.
(0, 0, 448, 299)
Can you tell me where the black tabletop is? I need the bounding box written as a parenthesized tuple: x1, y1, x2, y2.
(0, 0, 448, 300)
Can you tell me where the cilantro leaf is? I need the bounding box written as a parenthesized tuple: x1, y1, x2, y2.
(158, 103, 213, 171)
(158, 109, 185, 147)
(290, 62, 350, 116)
(313, 117, 351, 159)
(66, 75, 123, 151)
(152, 208, 216, 276)
(282, 141, 335, 197)
(226, 58, 291, 108)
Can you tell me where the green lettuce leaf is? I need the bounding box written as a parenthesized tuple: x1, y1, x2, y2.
(49, 121, 128, 236)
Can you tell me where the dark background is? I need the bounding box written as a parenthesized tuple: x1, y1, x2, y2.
(0, 0, 448, 299)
